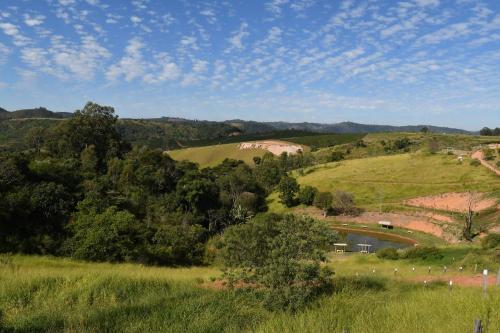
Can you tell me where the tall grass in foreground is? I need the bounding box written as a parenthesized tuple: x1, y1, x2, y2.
(1, 256, 499, 333)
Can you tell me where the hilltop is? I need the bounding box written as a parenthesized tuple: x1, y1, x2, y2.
(0, 107, 73, 120)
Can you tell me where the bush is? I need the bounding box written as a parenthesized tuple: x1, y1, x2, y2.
(470, 159, 481, 166)
(401, 246, 443, 261)
(329, 151, 344, 162)
(496, 161, 500, 168)
(481, 234, 500, 249)
(66, 205, 143, 262)
(331, 191, 358, 215)
(298, 186, 318, 206)
(376, 247, 399, 260)
(314, 192, 333, 217)
(223, 214, 338, 311)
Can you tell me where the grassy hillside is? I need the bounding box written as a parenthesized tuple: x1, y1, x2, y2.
(168, 143, 268, 167)
(1, 255, 498, 333)
(313, 132, 500, 162)
(293, 153, 500, 208)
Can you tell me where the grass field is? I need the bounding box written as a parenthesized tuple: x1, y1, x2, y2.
(292, 152, 500, 208)
(1, 255, 499, 333)
(167, 143, 268, 167)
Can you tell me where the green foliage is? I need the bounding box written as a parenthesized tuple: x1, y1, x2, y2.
(298, 186, 318, 206)
(223, 214, 338, 311)
(147, 222, 206, 266)
(313, 192, 333, 216)
(401, 246, 443, 261)
(470, 158, 481, 166)
(66, 205, 142, 262)
(45, 102, 129, 166)
(277, 175, 299, 207)
(329, 151, 345, 162)
(481, 233, 500, 249)
(331, 191, 358, 215)
(482, 148, 495, 160)
(376, 247, 400, 260)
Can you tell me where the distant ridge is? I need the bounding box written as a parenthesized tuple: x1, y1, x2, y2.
(0, 107, 73, 120)
(0, 105, 472, 134)
(226, 120, 474, 134)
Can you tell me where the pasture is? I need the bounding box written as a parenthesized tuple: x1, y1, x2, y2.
(293, 153, 500, 208)
(167, 143, 267, 167)
(1, 254, 499, 333)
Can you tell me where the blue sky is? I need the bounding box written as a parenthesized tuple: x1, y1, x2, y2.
(0, 0, 499, 130)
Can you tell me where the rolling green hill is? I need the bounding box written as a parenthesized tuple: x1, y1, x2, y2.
(291, 153, 500, 208)
(168, 143, 269, 167)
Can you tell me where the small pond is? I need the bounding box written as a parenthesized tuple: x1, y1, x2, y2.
(334, 228, 414, 252)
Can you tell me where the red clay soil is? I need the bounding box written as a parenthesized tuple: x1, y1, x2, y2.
(471, 146, 500, 176)
(405, 192, 498, 213)
(414, 274, 499, 287)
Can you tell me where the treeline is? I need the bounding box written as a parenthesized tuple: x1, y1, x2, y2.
(480, 127, 500, 136)
(0, 102, 298, 266)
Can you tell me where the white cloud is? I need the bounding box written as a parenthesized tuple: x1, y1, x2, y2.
(24, 14, 45, 27)
(0, 22, 31, 46)
(266, 0, 289, 16)
(200, 9, 217, 24)
(290, 0, 315, 12)
(131, 16, 142, 24)
(107, 37, 146, 82)
(0, 42, 11, 64)
(415, 0, 440, 7)
(227, 22, 249, 51)
(58, 0, 75, 6)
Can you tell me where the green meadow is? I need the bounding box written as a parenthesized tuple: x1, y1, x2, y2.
(167, 143, 267, 167)
(1, 254, 499, 333)
(292, 153, 500, 208)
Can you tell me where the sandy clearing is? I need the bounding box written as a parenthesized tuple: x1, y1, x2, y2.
(405, 192, 498, 213)
(238, 140, 303, 156)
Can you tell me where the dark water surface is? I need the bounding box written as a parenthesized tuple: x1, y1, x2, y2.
(335, 228, 414, 252)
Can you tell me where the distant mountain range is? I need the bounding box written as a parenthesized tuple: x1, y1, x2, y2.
(0, 107, 73, 120)
(263, 121, 472, 134)
(0, 106, 473, 135)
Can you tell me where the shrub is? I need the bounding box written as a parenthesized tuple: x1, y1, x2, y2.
(481, 233, 500, 249)
(401, 246, 443, 261)
(314, 192, 333, 217)
(329, 151, 344, 162)
(470, 159, 481, 166)
(223, 214, 338, 311)
(376, 247, 399, 260)
(298, 186, 318, 206)
(496, 161, 500, 168)
(331, 191, 358, 215)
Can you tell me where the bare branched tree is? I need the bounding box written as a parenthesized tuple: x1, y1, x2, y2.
(463, 191, 480, 241)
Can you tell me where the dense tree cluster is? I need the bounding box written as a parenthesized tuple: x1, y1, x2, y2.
(479, 127, 500, 136)
(0, 102, 285, 265)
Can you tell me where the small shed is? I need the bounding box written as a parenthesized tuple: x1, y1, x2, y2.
(357, 243, 372, 254)
(378, 221, 393, 229)
(334, 243, 348, 253)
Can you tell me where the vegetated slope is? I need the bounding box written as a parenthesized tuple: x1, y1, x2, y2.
(167, 143, 269, 167)
(0, 118, 64, 150)
(295, 153, 500, 208)
(0, 107, 72, 119)
(312, 132, 500, 162)
(2, 255, 499, 333)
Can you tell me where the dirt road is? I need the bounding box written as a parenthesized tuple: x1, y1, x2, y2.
(472, 146, 500, 176)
